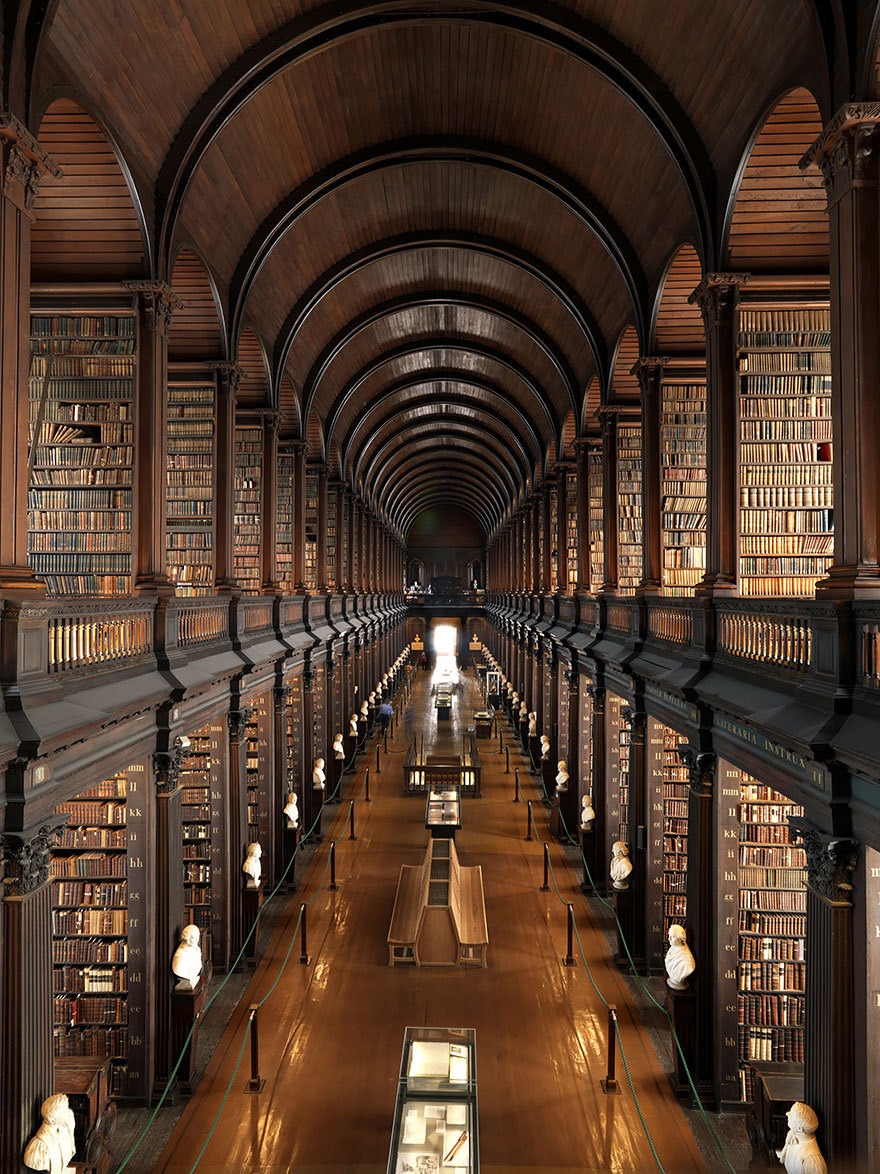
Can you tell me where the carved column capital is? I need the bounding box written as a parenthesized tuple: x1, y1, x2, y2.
(206, 360, 246, 397)
(152, 748, 185, 795)
(0, 114, 62, 214)
(789, 818, 858, 903)
(273, 683, 292, 711)
(677, 745, 715, 796)
(564, 667, 579, 694)
(1, 826, 58, 894)
(687, 274, 750, 328)
(123, 279, 184, 336)
(620, 704, 646, 739)
(228, 705, 255, 741)
(800, 104, 880, 201)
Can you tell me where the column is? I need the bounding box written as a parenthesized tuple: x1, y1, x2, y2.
(574, 440, 591, 591)
(689, 274, 748, 594)
(261, 412, 280, 594)
(533, 493, 542, 593)
(583, 684, 607, 891)
(559, 667, 578, 830)
(292, 441, 307, 592)
(802, 110, 880, 595)
(150, 749, 186, 1092)
(357, 502, 366, 594)
(125, 281, 182, 595)
(206, 362, 243, 592)
(346, 488, 357, 592)
(557, 465, 569, 593)
(599, 410, 618, 593)
(227, 706, 252, 956)
(789, 819, 858, 1163)
(621, 704, 647, 971)
(541, 481, 552, 591)
(273, 684, 291, 884)
(332, 481, 346, 592)
(0, 126, 58, 595)
(315, 463, 328, 591)
(634, 358, 665, 595)
(0, 827, 55, 1169)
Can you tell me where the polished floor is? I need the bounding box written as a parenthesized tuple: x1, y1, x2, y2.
(154, 665, 706, 1173)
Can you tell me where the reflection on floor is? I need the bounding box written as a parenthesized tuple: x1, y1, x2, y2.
(153, 668, 706, 1173)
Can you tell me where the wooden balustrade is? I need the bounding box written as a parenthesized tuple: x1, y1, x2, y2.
(716, 606, 811, 674)
(48, 606, 153, 673)
(646, 604, 693, 646)
(176, 602, 229, 648)
(607, 602, 632, 635)
(242, 601, 272, 633)
(861, 622, 880, 689)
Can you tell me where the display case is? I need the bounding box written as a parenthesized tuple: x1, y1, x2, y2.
(387, 1027, 478, 1174)
(435, 686, 453, 721)
(472, 710, 493, 739)
(426, 784, 461, 839)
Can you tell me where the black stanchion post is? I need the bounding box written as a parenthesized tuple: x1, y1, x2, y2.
(365, 767, 371, 803)
(601, 1007, 621, 1093)
(498, 729, 503, 753)
(505, 746, 510, 775)
(541, 842, 550, 892)
(563, 903, 577, 967)
(376, 743, 381, 774)
(245, 1005, 264, 1092)
(299, 904, 310, 966)
(328, 841, 338, 891)
(514, 768, 520, 803)
(348, 799, 357, 841)
(526, 800, 533, 841)
(384, 729, 388, 753)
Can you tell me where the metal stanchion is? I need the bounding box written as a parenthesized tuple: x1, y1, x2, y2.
(600, 1007, 621, 1093)
(498, 729, 503, 753)
(541, 842, 550, 892)
(298, 904, 310, 965)
(348, 799, 357, 841)
(514, 768, 520, 803)
(563, 903, 577, 967)
(505, 746, 510, 774)
(376, 743, 381, 773)
(328, 841, 338, 891)
(365, 767, 371, 803)
(526, 800, 533, 841)
(384, 729, 388, 753)
(245, 1005, 265, 1092)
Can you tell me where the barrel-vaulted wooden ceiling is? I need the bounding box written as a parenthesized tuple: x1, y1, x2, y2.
(13, 0, 868, 541)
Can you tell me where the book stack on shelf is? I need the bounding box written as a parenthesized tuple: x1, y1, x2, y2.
(276, 448, 295, 592)
(28, 314, 135, 595)
(245, 711, 260, 842)
(234, 425, 262, 593)
(618, 719, 630, 843)
(738, 306, 833, 596)
(326, 485, 337, 591)
(51, 771, 130, 1094)
(661, 381, 706, 595)
(737, 772, 806, 1102)
(662, 727, 689, 937)
(304, 469, 318, 591)
(181, 731, 214, 933)
(617, 424, 643, 594)
(566, 470, 578, 591)
(548, 484, 559, 591)
(588, 452, 604, 592)
(167, 383, 214, 595)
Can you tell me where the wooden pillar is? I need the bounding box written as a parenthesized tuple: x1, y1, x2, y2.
(206, 362, 243, 592)
(599, 410, 619, 593)
(125, 281, 181, 595)
(332, 481, 346, 592)
(689, 274, 747, 595)
(558, 667, 578, 831)
(634, 358, 665, 595)
(585, 684, 607, 891)
(789, 819, 858, 1163)
(557, 465, 568, 593)
(150, 750, 186, 1092)
(0, 827, 55, 1170)
(346, 488, 357, 592)
(315, 463, 328, 591)
(261, 412, 280, 594)
(677, 746, 719, 1105)
(533, 493, 542, 593)
(0, 128, 58, 595)
(273, 684, 291, 884)
(802, 111, 880, 596)
(227, 706, 251, 957)
(574, 440, 591, 591)
(357, 502, 366, 594)
(292, 441, 307, 593)
(541, 483, 552, 592)
(621, 705, 647, 971)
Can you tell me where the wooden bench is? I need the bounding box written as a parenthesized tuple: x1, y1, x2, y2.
(387, 862, 428, 965)
(456, 865, 488, 965)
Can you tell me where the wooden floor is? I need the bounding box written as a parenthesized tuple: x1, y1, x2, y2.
(154, 667, 706, 1173)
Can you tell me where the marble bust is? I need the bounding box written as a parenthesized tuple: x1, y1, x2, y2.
(368, 691, 376, 705)
(528, 711, 537, 736)
(580, 795, 595, 829)
(511, 692, 519, 708)
(242, 842, 262, 889)
(350, 713, 359, 736)
(664, 923, 696, 990)
(610, 841, 632, 889)
(360, 701, 368, 717)
(171, 923, 203, 990)
(555, 760, 569, 793)
(312, 758, 326, 791)
(332, 733, 345, 759)
(776, 1103, 827, 1174)
(24, 1095, 77, 1174)
(540, 734, 551, 760)
(283, 790, 299, 827)
(519, 702, 528, 721)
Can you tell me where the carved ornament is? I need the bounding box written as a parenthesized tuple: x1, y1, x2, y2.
(1, 825, 58, 894)
(800, 104, 880, 194)
(228, 705, 255, 741)
(206, 360, 246, 396)
(676, 745, 715, 796)
(687, 274, 750, 329)
(152, 748, 185, 795)
(123, 280, 184, 335)
(789, 817, 858, 903)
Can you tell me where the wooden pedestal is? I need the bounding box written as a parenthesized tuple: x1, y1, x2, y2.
(665, 985, 698, 1099)
(579, 825, 602, 894)
(242, 885, 263, 965)
(345, 732, 358, 769)
(281, 821, 299, 890)
(170, 967, 212, 1096)
(612, 885, 642, 971)
(527, 735, 540, 769)
(55, 1056, 116, 1174)
(549, 796, 563, 838)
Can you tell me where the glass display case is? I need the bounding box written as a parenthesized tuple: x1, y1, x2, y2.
(426, 784, 461, 838)
(435, 685, 453, 721)
(387, 1027, 478, 1174)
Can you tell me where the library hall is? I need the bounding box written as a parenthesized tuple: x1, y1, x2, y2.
(2, 2, 880, 1172)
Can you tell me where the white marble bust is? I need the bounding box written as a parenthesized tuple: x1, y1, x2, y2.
(350, 713, 359, 735)
(243, 842, 262, 889)
(332, 732, 345, 759)
(511, 691, 519, 707)
(528, 711, 537, 736)
(580, 795, 595, 829)
(24, 1095, 77, 1174)
(665, 923, 696, 990)
(555, 759, 569, 793)
(519, 702, 528, 721)
(171, 923, 203, 990)
(283, 790, 299, 827)
(312, 758, 326, 791)
(368, 691, 376, 704)
(776, 1102, 827, 1174)
(360, 701, 368, 717)
(610, 841, 632, 889)
(540, 734, 551, 760)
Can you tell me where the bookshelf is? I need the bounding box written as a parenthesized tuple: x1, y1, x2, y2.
(645, 720, 690, 969)
(181, 730, 213, 935)
(304, 469, 318, 591)
(566, 470, 578, 591)
(51, 764, 148, 1098)
(617, 424, 642, 594)
(277, 448, 295, 593)
(326, 485, 337, 590)
(661, 381, 706, 595)
(738, 306, 833, 596)
(167, 382, 214, 595)
(549, 485, 558, 592)
(603, 693, 628, 863)
(588, 451, 604, 592)
(28, 314, 135, 595)
(244, 695, 271, 852)
(234, 424, 263, 594)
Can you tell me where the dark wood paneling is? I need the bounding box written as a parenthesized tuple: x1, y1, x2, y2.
(610, 325, 641, 402)
(653, 243, 705, 353)
(235, 326, 270, 405)
(169, 248, 224, 361)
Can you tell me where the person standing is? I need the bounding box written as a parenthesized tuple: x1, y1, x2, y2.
(379, 699, 393, 732)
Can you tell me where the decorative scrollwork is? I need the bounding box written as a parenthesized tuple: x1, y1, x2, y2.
(228, 705, 255, 741)
(123, 280, 183, 335)
(1, 826, 58, 894)
(789, 817, 858, 903)
(676, 745, 715, 796)
(152, 748, 185, 795)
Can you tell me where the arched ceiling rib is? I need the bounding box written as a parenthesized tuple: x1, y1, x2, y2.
(379, 448, 511, 516)
(365, 427, 521, 505)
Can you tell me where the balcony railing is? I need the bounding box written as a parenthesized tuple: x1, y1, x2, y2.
(48, 600, 153, 674)
(715, 601, 812, 675)
(646, 602, 693, 646)
(176, 599, 229, 648)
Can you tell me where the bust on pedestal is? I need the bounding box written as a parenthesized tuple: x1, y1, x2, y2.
(580, 795, 595, 829)
(312, 758, 326, 792)
(242, 844, 263, 963)
(349, 713, 359, 737)
(283, 791, 299, 829)
(242, 842, 262, 889)
(172, 924, 204, 990)
(528, 711, 537, 736)
(555, 760, 569, 793)
(664, 924, 695, 990)
(610, 841, 632, 889)
(776, 1103, 827, 1174)
(332, 733, 345, 760)
(540, 734, 550, 761)
(24, 1095, 77, 1174)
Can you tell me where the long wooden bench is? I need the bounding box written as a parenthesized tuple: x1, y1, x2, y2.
(387, 862, 428, 965)
(456, 866, 489, 965)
